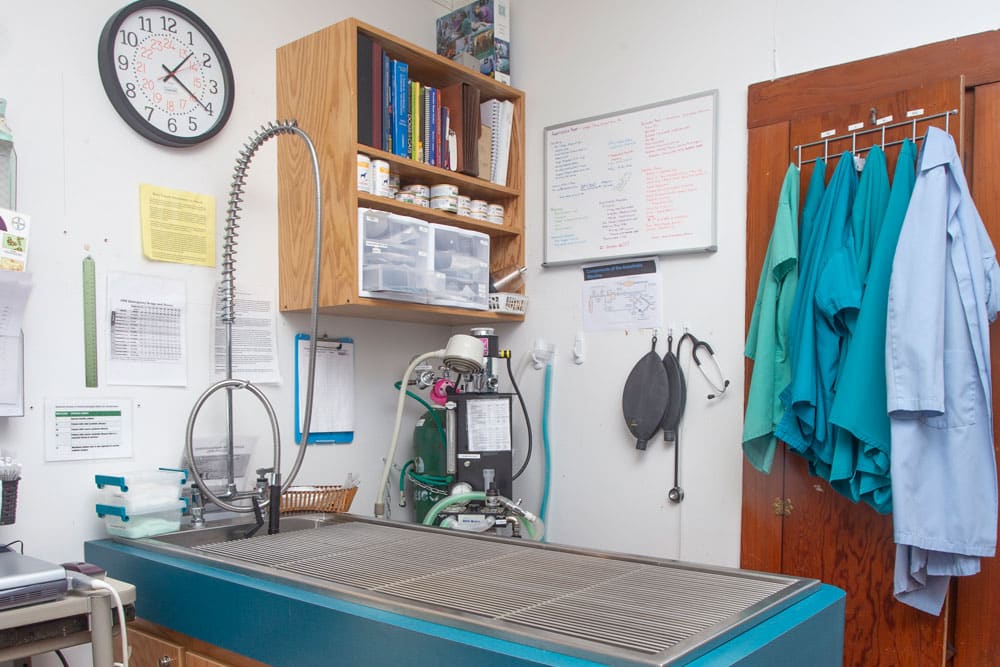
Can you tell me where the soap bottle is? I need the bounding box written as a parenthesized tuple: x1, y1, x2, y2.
(0, 99, 16, 210)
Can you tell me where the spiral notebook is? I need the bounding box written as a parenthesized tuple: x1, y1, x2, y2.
(480, 98, 514, 186)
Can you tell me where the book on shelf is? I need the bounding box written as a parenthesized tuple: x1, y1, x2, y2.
(381, 51, 392, 151)
(425, 85, 436, 167)
(372, 41, 383, 151)
(410, 80, 422, 162)
(436, 0, 511, 84)
(480, 98, 514, 186)
(392, 59, 409, 157)
(356, 32, 374, 146)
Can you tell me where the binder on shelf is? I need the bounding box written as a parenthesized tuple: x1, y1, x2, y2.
(294, 334, 355, 444)
(440, 82, 480, 177)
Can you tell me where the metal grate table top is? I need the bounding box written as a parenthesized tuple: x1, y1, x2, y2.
(182, 517, 817, 666)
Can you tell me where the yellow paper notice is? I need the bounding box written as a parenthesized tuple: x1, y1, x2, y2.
(140, 184, 215, 266)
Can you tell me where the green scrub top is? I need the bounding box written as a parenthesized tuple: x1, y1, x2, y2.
(743, 164, 799, 473)
(829, 138, 918, 514)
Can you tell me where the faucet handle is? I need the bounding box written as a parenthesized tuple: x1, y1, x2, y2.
(255, 467, 275, 478)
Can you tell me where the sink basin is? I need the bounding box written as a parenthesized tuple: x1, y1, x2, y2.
(140, 513, 339, 549)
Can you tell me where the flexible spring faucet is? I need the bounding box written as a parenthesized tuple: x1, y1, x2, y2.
(185, 120, 324, 533)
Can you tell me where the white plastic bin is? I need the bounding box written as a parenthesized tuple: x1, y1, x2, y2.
(358, 208, 432, 303)
(429, 224, 490, 309)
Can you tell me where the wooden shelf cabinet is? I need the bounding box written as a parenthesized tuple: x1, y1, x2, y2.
(276, 18, 526, 325)
(117, 619, 268, 667)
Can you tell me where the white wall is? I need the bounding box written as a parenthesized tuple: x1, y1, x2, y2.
(5, 1, 1000, 664)
(509, 0, 1000, 564)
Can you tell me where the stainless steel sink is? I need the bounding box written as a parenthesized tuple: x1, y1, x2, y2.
(143, 513, 338, 549)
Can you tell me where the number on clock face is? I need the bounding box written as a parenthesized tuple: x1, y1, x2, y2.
(99, 1, 234, 147)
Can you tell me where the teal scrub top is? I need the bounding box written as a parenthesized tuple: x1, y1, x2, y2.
(824, 146, 890, 500)
(743, 164, 799, 473)
(829, 139, 917, 514)
(777, 153, 858, 465)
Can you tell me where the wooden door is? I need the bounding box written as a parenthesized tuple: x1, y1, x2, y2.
(749, 79, 961, 667)
(745, 31, 1000, 667)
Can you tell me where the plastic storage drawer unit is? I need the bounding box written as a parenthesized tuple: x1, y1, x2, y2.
(429, 224, 490, 309)
(358, 208, 432, 303)
(96, 497, 187, 538)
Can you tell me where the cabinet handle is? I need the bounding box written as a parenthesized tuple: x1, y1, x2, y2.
(158, 657, 173, 667)
(772, 497, 793, 516)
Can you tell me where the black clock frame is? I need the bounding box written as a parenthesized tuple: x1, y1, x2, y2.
(97, 0, 235, 148)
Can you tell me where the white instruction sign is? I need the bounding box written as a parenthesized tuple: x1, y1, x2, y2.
(44, 398, 133, 461)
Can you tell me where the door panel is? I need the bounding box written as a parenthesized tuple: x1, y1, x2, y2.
(953, 79, 1000, 667)
(742, 121, 792, 574)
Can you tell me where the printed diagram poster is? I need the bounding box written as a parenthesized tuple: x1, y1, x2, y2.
(107, 272, 187, 386)
(544, 91, 717, 265)
(581, 257, 662, 332)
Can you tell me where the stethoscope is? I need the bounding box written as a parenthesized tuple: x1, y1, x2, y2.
(663, 332, 729, 505)
(677, 332, 730, 401)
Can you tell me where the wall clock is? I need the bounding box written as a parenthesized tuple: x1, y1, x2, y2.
(98, 0, 235, 147)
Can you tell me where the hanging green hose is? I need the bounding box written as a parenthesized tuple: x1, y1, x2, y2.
(421, 491, 537, 540)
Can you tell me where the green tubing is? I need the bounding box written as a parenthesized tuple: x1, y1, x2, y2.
(399, 460, 415, 494)
(394, 381, 446, 444)
(421, 491, 540, 540)
(421, 492, 486, 526)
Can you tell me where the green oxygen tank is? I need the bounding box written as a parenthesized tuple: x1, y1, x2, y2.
(411, 408, 449, 522)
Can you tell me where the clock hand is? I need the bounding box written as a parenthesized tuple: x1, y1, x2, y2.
(160, 64, 212, 114)
(160, 52, 194, 82)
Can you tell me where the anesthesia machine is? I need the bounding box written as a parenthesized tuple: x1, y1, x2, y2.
(376, 328, 543, 539)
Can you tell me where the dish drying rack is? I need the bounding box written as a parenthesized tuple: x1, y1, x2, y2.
(280, 485, 358, 514)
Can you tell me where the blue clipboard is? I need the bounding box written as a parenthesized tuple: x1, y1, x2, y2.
(294, 333, 354, 444)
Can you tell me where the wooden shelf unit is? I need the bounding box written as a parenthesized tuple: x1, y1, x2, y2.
(276, 18, 526, 325)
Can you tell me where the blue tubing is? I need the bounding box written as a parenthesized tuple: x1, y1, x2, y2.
(540, 363, 553, 537)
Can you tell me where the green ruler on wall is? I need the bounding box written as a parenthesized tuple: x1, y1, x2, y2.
(82, 256, 98, 388)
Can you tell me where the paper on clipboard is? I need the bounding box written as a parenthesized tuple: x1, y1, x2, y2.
(295, 335, 354, 443)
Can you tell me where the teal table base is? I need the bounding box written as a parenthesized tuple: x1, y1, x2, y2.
(86, 539, 844, 666)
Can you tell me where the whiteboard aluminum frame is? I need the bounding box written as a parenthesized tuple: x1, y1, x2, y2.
(543, 90, 718, 267)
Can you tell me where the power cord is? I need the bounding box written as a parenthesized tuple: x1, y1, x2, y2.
(65, 571, 129, 667)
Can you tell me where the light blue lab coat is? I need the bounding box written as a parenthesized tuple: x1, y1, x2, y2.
(886, 127, 1000, 615)
(743, 164, 799, 473)
(829, 139, 917, 514)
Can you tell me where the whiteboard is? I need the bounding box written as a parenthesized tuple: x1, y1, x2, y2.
(543, 90, 718, 266)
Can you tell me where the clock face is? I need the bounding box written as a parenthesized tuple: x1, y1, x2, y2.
(98, 0, 234, 147)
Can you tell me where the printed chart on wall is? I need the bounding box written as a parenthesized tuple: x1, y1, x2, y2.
(544, 90, 718, 266)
